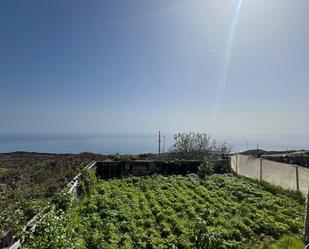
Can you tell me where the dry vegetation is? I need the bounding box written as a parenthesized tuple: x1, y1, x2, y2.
(0, 152, 107, 233)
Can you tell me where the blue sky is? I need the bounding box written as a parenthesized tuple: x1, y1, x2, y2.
(0, 0, 308, 141)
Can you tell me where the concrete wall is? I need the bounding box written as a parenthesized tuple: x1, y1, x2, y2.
(231, 155, 237, 172)
(298, 166, 309, 194)
(238, 154, 260, 180)
(231, 154, 308, 195)
(262, 159, 297, 191)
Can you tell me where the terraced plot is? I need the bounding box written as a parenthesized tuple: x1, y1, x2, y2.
(73, 174, 305, 248)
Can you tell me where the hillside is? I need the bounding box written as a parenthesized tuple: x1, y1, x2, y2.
(0, 152, 108, 234)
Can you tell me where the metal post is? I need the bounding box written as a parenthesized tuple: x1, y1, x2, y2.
(304, 188, 309, 242)
(163, 135, 165, 153)
(158, 131, 161, 155)
(259, 158, 263, 181)
(296, 165, 300, 191)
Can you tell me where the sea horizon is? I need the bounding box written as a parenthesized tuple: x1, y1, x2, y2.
(0, 133, 308, 155)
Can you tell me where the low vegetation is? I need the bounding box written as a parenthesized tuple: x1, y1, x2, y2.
(0, 152, 170, 235)
(23, 173, 305, 249)
(1, 133, 306, 248)
(0, 152, 106, 234)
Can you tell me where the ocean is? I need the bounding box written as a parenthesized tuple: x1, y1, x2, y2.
(0, 133, 308, 154)
(0, 134, 173, 154)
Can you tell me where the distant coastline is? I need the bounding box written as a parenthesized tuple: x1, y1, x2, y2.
(0, 133, 308, 154)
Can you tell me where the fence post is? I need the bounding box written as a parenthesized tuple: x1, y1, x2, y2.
(304, 188, 309, 242)
(236, 154, 238, 174)
(296, 165, 300, 191)
(259, 158, 263, 181)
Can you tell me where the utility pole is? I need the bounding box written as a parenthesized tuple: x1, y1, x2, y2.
(257, 144, 259, 157)
(163, 135, 165, 153)
(158, 131, 161, 155)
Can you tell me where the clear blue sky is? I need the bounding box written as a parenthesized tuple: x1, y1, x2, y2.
(0, 0, 308, 139)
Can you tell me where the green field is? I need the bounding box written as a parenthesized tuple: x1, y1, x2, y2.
(24, 173, 305, 249)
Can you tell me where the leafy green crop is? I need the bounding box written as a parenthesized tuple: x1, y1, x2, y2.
(24, 174, 305, 249)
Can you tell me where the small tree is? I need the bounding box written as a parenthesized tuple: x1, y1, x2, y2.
(197, 154, 214, 180)
(168, 132, 232, 160)
(52, 191, 74, 212)
(169, 132, 213, 160)
(212, 141, 232, 155)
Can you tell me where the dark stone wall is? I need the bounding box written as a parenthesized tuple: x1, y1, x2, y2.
(96, 160, 203, 179)
(0, 231, 13, 248)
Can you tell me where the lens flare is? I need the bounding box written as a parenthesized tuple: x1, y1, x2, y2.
(213, 0, 243, 122)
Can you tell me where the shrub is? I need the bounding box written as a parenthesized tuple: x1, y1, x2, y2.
(213, 158, 232, 174)
(78, 169, 97, 197)
(52, 191, 74, 212)
(198, 155, 214, 179)
(168, 132, 232, 160)
(24, 209, 85, 249)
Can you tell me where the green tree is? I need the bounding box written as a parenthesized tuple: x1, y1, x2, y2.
(197, 155, 214, 180)
(169, 132, 232, 160)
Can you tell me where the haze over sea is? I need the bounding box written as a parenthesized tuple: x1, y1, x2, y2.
(0, 133, 308, 154)
(1, 1, 309, 149)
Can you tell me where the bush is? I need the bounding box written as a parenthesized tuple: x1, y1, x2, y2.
(168, 132, 232, 160)
(52, 191, 74, 212)
(213, 158, 232, 174)
(78, 169, 97, 197)
(24, 209, 85, 249)
(198, 155, 214, 179)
